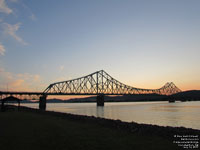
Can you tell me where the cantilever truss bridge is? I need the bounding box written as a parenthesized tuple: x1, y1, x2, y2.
(44, 70, 181, 96)
(0, 70, 181, 108)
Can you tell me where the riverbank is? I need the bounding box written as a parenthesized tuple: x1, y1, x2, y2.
(0, 106, 199, 150)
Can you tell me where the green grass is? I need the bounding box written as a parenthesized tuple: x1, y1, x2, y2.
(0, 111, 180, 150)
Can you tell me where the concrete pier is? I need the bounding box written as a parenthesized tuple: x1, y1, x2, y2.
(39, 95, 47, 110)
(97, 95, 104, 106)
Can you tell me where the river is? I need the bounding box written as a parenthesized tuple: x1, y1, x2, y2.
(21, 101, 200, 130)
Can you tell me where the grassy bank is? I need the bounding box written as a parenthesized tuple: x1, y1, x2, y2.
(0, 107, 198, 150)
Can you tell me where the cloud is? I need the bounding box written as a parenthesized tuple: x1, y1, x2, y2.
(0, 67, 12, 80)
(17, 73, 41, 82)
(52, 75, 72, 83)
(3, 22, 28, 45)
(33, 74, 40, 82)
(11, 79, 24, 87)
(8, 0, 18, 3)
(59, 65, 65, 71)
(21, 2, 37, 21)
(0, 67, 43, 91)
(0, 43, 5, 55)
(30, 13, 36, 21)
(0, 0, 12, 14)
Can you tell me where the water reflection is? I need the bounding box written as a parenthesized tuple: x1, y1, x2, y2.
(96, 106, 104, 118)
(22, 101, 200, 130)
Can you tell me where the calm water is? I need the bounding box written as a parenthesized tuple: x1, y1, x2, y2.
(22, 101, 200, 130)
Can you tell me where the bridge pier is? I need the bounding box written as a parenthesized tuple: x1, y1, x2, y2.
(39, 95, 47, 110)
(97, 95, 104, 106)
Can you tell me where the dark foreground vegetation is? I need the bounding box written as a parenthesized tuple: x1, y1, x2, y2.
(0, 105, 199, 150)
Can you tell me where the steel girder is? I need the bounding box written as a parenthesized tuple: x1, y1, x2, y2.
(43, 70, 181, 95)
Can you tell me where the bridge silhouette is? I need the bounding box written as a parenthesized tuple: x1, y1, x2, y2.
(0, 70, 181, 109)
(44, 70, 181, 95)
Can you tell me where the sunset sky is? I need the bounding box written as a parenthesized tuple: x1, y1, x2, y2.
(0, 0, 200, 92)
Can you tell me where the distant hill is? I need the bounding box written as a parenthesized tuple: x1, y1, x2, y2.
(46, 99, 65, 103)
(65, 94, 168, 103)
(20, 99, 64, 103)
(20, 99, 38, 103)
(171, 90, 200, 100)
(66, 96, 96, 103)
(106, 94, 167, 102)
(66, 91, 200, 103)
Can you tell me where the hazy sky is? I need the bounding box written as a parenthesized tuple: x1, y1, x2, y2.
(0, 0, 200, 92)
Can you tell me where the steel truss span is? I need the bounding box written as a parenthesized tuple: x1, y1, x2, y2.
(44, 70, 181, 95)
